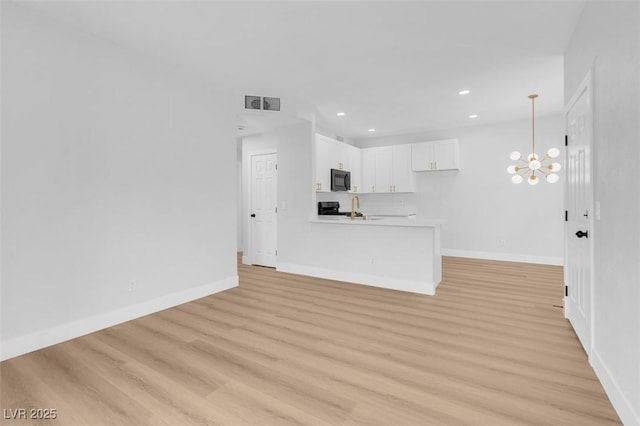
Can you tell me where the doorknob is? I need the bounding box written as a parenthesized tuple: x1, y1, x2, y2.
(251, 213, 256, 218)
(575, 230, 589, 239)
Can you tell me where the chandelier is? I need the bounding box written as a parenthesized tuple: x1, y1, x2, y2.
(508, 94, 561, 185)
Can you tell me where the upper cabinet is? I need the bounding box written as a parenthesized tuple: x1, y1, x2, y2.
(315, 135, 332, 192)
(390, 144, 415, 192)
(348, 145, 362, 193)
(316, 134, 457, 193)
(365, 145, 415, 193)
(362, 148, 377, 193)
(411, 139, 460, 171)
(315, 134, 362, 193)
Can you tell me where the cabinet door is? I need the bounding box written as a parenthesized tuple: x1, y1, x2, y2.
(362, 148, 377, 193)
(392, 144, 415, 192)
(411, 141, 435, 171)
(412, 139, 459, 171)
(315, 136, 331, 191)
(333, 140, 350, 171)
(348, 145, 362, 193)
(432, 139, 459, 170)
(375, 147, 393, 193)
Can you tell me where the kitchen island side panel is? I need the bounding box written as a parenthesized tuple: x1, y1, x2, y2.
(278, 222, 441, 295)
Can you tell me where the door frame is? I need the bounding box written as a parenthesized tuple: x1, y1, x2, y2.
(564, 69, 595, 358)
(243, 148, 277, 266)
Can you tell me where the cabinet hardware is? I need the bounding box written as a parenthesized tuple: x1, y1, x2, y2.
(316, 182, 322, 190)
(338, 162, 344, 170)
(575, 230, 589, 239)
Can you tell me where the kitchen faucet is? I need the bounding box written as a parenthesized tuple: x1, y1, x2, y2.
(351, 195, 360, 220)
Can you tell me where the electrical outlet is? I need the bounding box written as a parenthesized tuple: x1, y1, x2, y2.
(128, 280, 136, 292)
(499, 239, 507, 247)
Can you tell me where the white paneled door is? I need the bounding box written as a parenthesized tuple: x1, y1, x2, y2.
(564, 73, 593, 356)
(250, 153, 277, 267)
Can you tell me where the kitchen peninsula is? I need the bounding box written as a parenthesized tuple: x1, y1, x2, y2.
(280, 215, 444, 295)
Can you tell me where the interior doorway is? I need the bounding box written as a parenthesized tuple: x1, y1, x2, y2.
(249, 152, 278, 267)
(564, 71, 594, 357)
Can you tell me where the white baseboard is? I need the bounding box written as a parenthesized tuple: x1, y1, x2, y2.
(591, 348, 640, 426)
(277, 262, 437, 295)
(242, 255, 250, 265)
(441, 248, 564, 266)
(0, 275, 238, 361)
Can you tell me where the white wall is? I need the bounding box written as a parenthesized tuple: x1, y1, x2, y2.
(564, 2, 640, 424)
(354, 115, 565, 265)
(1, 4, 238, 359)
(241, 121, 314, 265)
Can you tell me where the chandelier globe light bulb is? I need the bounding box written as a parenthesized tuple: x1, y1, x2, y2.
(550, 162, 562, 172)
(529, 159, 542, 170)
(527, 153, 539, 161)
(507, 165, 519, 174)
(512, 174, 523, 184)
(528, 174, 539, 185)
(510, 151, 521, 161)
(546, 173, 559, 183)
(547, 147, 560, 158)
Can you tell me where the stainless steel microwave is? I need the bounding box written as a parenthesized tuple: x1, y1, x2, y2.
(331, 169, 351, 191)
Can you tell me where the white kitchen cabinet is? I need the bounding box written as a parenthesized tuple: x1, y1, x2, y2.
(364, 145, 415, 193)
(391, 144, 415, 192)
(348, 145, 362, 193)
(315, 134, 361, 192)
(375, 147, 393, 193)
(411, 139, 459, 171)
(316, 135, 417, 193)
(315, 135, 332, 192)
(362, 148, 377, 193)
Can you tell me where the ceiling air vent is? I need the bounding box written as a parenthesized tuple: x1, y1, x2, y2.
(336, 135, 345, 143)
(245, 96, 262, 110)
(263, 97, 281, 111)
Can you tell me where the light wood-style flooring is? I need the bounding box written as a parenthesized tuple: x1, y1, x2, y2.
(1, 255, 620, 425)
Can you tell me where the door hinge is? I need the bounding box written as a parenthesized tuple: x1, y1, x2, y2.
(275, 207, 277, 213)
(276, 164, 278, 170)
(565, 285, 568, 297)
(275, 249, 278, 256)
(565, 210, 568, 222)
(565, 135, 568, 146)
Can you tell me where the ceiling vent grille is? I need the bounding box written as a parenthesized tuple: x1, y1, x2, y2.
(245, 96, 262, 110)
(263, 97, 281, 111)
(244, 95, 281, 111)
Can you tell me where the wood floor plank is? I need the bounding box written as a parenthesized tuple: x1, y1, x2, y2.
(0, 254, 620, 425)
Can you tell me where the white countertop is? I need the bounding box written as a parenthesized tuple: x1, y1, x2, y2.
(310, 215, 445, 228)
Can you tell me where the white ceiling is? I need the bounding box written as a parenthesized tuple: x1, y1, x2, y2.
(22, 1, 585, 139)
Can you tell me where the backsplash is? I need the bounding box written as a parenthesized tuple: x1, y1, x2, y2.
(316, 191, 422, 216)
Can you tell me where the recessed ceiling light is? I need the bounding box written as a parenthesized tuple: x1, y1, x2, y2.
(469, 114, 478, 119)
(459, 90, 471, 95)
(336, 112, 345, 116)
(368, 128, 376, 132)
